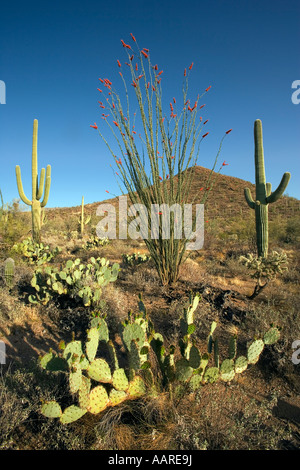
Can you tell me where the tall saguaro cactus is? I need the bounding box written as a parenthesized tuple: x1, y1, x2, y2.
(244, 119, 291, 258)
(15, 119, 51, 243)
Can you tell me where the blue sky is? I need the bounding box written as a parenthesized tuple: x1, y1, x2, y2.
(0, 0, 299, 209)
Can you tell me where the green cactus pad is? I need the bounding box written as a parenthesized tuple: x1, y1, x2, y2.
(129, 339, 142, 370)
(60, 405, 87, 424)
(63, 341, 84, 368)
(189, 373, 203, 390)
(78, 376, 91, 410)
(87, 358, 112, 383)
(228, 336, 237, 360)
(85, 327, 100, 362)
(263, 327, 280, 345)
(41, 401, 62, 419)
(39, 351, 68, 371)
(175, 358, 194, 383)
(247, 339, 264, 364)
(109, 388, 127, 407)
(69, 367, 82, 394)
(220, 359, 235, 382)
(189, 345, 201, 369)
(127, 376, 146, 398)
(88, 385, 109, 414)
(235, 356, 248, 374)
(112, 368, 129, 391)
(122, 323, 146, 351)
(203, 367, 220, 384)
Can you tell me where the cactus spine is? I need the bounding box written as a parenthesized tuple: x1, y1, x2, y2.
(244, 119, 290, 258)
(15, 119, 51, 243)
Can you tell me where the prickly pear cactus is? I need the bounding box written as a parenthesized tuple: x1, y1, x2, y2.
(38, 296, 281, 425)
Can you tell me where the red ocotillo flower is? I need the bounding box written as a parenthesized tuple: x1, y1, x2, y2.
(90, 123, 98, 129)
(199, 104, 206, 109)
(143, 48, 149, 52)
(199, 187, 204, 191)
(105, 190, 109, 193)
(202, 132, 209, 138)
(141, 50, 148, 58)
(97, 88, 103, 93)
(222, 161, 229, 166)
(184, 68, 187, 77)
(205, 86, 211, 92)
(117, 59, 121, 67)
(98, 78, 104, 83)
(189, 62, 194, 70)
(157, 70, 163, 76)
(173, 97, 176, 104)
(135, 62, 138, 71)
(130, 33, 136, 42)
(113, 121, 119, 127)
(203, 119, 209, 125)
(226, 129, 232, 134)
(121, 39, 131, 49)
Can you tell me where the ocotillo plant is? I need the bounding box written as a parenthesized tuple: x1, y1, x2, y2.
(244, 119, 291, 258)
(91, 34, 232, 285)
(78, 196, 91, 236)
(15, 119, 51, 243)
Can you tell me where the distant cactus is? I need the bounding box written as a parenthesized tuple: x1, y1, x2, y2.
(15, 119, 51, 243)
(244, 119, 291, 258)
(78, 196, 91, 237)
(4, 257, 15, 288)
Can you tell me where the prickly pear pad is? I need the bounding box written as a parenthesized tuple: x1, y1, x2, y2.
(88, 385, 109, 414)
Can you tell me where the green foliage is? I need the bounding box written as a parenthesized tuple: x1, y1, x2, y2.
(39, 294, 280, 424)
(122, 252, 151, 267)
(29, 256, 120, 306)
(12, 237, 60, 265)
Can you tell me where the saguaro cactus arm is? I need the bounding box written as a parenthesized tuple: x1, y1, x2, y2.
(15, 166, 32, 206)
(244, 187, 255, 209)
(40, 165, 51, 207)
(266, 172, 291, 204)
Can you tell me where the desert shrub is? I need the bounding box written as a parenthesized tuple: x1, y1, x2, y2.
(122, 252, 151, 267)
(0, 199, 30, 247)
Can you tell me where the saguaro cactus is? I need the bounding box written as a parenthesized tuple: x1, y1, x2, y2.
(78, 196, 91, 237)
(244, 119, 291, 258)
(15, 119, 51, 243)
